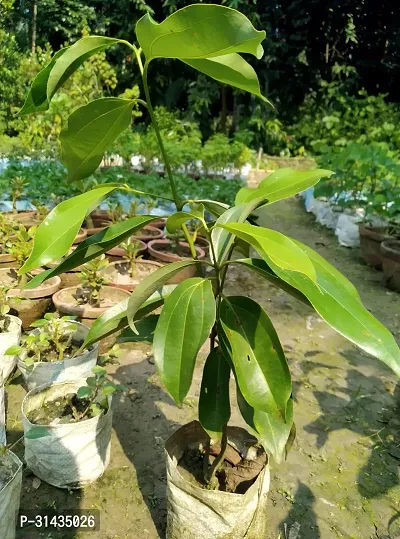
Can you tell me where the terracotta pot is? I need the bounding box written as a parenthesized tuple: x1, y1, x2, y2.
(90, 210, 111, 221)
(84, 218, 112, 236)
(381, 240, 400, 292)
(3, 211, 35, 223)
(45, 254, 83, 289)
(53, 285, 129, 353)
(73, 228, 87, 244)
(0, 269, 61, 299)
(132, 225, 164, 242)
(148, 239, 205, 284)
(151, 218, 166, 230)
(359, 225, 392, 270)
(0, 253, 17, 269)
(103, 260, 163, 292)
(106, 238, 147, 258)
(9, 298, 52, 330)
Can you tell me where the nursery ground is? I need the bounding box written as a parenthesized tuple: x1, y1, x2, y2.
(7, 197, 400, 539)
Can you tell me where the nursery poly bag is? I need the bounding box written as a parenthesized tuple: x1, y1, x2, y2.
(0, 451, 23, 539)
(335, 212, 362, 247)
(165, 421, 270, 539)
(22, 380, 112, 489)
(0, 316, 22, 382)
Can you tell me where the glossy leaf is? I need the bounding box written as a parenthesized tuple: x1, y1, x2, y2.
(199, 347, 231, 440)
(166, 204, 205, 233)
(235, 168, 334, 206)
(211, 197, 266, 265)
(137, 5, 265, 61)
(118, 315, 159, 343)
(184, 54, 269, 102)
(196, 199, 229, 218)
(219, 222, 317, 283)
(264, 239, 400, 376)
(219, 296, 291, 420)
(25, 216, 155, 289)
(20, 186, 116, 273)
(61, 98, 136, 182)
(127, 261, 202, 332)
(19, 48, 68, 114)
(82, 286, 176, 348)
(153, 278, 216, 405)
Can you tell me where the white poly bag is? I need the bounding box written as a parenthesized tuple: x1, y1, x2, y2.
(0, 316, 22, 382)
(22, 380, 112, 489)
(335, 212, 362, 247)
(165, 421, 270, 539)
(0, 451, 23, 539)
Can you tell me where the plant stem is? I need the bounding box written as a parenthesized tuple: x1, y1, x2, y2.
(207, 424, 228, 485)
(181, 223, 197, 258)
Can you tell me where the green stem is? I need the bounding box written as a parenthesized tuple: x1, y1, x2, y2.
(182, 223, 197, 259)
(122, 185, 174, 204)
(207, 424, 228, 485)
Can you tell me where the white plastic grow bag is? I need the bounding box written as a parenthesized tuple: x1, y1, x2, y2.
(22, 380, 112, 489)
(0, 450, 23, 539)
(165, 421, 270, 539)
(335, 212, 362, 247)
(0, 315, 22, 382)
(18, 322, 98, 390)
(0, 372, 5, 446)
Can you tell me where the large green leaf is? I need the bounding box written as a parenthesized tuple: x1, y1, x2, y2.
(235, 168, 334, 206)
(118, 314, 159, 343)
(20, 186, 117, 274)
(153, 278, 216, 405)
(196, 199, 229, 218)
(230, 258, 310, 306)
(219, 222, 317, 283)
(264, 239, 400, 376)
(211, 197, 266, 265)
(219, 296, 291, 420)
(25, 216, 155, 289)
(184, 54, 269, 102)
(137, 5, 265, 61)
(19, 48, 68, 114)
(166, 204, 205, 233)
(127, 260, 202, 331)
(199, 347, 231, 440)
(60, 98, 135, 182)
(82, 286, 176, 348)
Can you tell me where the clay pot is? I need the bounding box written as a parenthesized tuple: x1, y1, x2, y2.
(147, 239, 205, 284)
(0, 253, 17, 269)
(0, 268, 61, 329)
(359, 225, 392, 270)
(381, 240, 400, 292)
(84, 218, 112, 236)
(3, 211, 36, 223)
(45, 251, 83, 289)
(90, 210, 111, 221)
(73, 228, 87, 244)
(151, 218, 166, 230)
(106, 239, 147, 259)
(103, 260, 163, 292)
(53, 286, 130, 352)
(132, 225, 164, 242)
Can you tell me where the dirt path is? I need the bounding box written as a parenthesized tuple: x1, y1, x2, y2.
(8, 198, 400, 539)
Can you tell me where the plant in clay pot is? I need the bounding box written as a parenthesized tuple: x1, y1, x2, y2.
(104, 237, 162, 291)
(108, 202, 125, 224)
(0, 285, 22, 382)
(19, 5, 400, 538)
(76, 256, 110, 308)
(126, 200, 145, 219)
(6, 312, 98, 389)
(0, 226, 61, 329)
(0, 215, 17, 267)
(0, 445, 23, 539)
(9, 177, 29, 215)
(22, 366, 123, 489)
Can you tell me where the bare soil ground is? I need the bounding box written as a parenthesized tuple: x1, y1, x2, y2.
(7, 197, 400, 539)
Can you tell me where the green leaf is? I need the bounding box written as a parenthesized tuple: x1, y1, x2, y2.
(236, 384, 294, 463)
(25, 426, 51, 439)
(264, 239, 400, 376)
(211, 197, 266, 265)
(185, 54, 269, 102)
(29, 319, 48, 328)
(82, 285, 176, 348)
(219, 296, 291, 420)
(77, 386, 93, 399)
(196, 199, 229, 218)
(92, 365, 107, 376)
(230, 258, 310, 306)
(60, 98, 136, 182)
(137, 5, 265, 61)
(102, 382, 117, 396)
(219, 222, 317, 283)
(19, 48, 68, 114)
(4, 345, 22, 356)
(46, 36, 121, 104)
(199, 347, 231, 440)
(20, 186, 116, 274)
(166, 204, 205, 233)
(127, 260, 202, 332)
(153, 278, 216, 405)
(25, 216, 155, 289)
(118, 314, 159, 343)
(235, 168, 334, 206)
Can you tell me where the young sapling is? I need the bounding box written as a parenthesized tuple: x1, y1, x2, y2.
(9, 177, 28, 213)
(76, 256, 109, 307)
(120, 238, 144, 277)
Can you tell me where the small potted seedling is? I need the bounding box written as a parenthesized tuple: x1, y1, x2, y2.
(126, 200, 164, 241)
(108, 202, 125, 224)
(106, 237, 147, 261)
(8, 312, 98, 389)
(52, 256, 129, 327)
(104, 237, 162, 291)
(142, 198, 166, 230)
(0, 215, 17, 268)
(6, 177, 34, 223)
(0, 285, 22, 382)
(0, 445, 23, 539)
(0, 226, 61, 328)
(22, 366, 122, 488)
